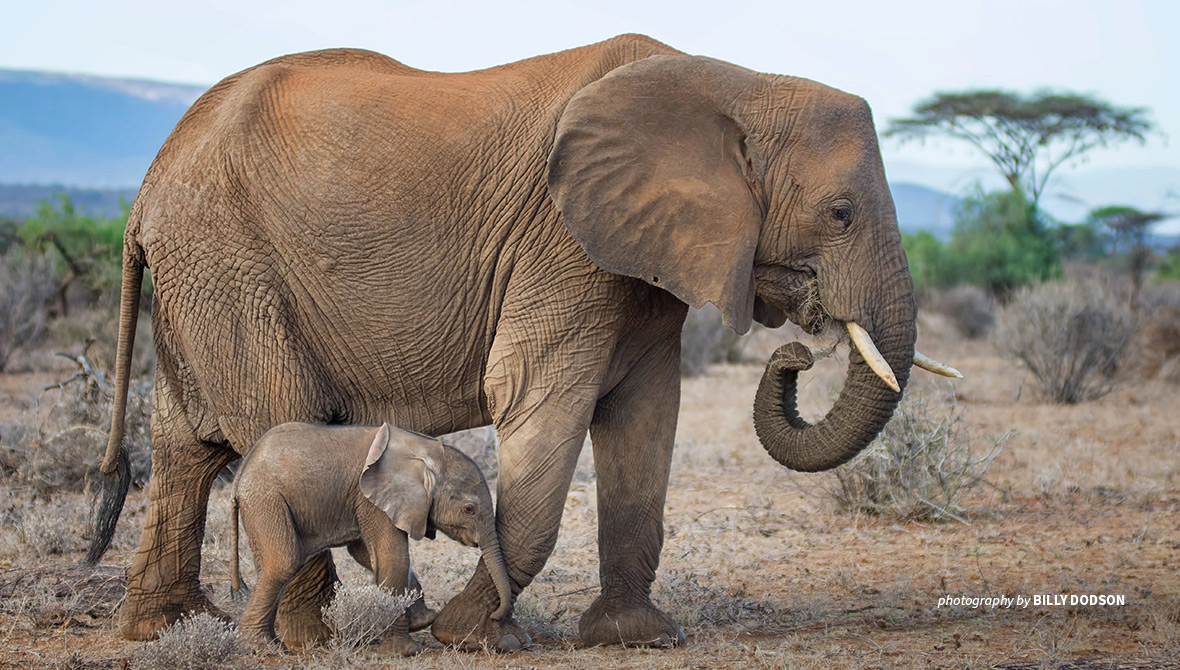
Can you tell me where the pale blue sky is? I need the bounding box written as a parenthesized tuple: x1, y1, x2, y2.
(4, 0, 1178, 226)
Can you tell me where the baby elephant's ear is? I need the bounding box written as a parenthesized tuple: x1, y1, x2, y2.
(360, 423, 441, 540)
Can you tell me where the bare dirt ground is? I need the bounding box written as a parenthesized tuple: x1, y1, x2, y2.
(2, 312, 1179, 669)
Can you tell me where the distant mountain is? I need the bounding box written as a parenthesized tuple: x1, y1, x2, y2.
(0, 183, 137, 219)
(0, 69, 206, 187)
(886, 159, 1180, 235)
(889, 182, 959, 239)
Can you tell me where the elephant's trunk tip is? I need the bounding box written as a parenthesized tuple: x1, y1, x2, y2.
(490, 597, 511, 621)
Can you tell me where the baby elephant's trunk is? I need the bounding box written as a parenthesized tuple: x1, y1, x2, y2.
(478, 491, 513, 620)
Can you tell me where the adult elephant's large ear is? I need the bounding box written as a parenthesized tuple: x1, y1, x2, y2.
(360, 423, 444, 540)
(548, 55, 766, 333)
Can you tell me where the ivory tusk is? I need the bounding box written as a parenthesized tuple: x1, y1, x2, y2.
(846, 322, 900, 392)
(914, 351, 963, 378)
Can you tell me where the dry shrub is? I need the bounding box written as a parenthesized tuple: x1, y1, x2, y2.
(0, 566, 125, 629)
(14, 497, 88, 556)
(930, 285, 994, 339)
(0, 249, 56, 372)
(131, 612, 242, 670)
(44, 305, 157, 376)
(680, 304, 765, 376)
(681, 305, 731, 376)
(1135, 287, 1180, 381)
(321, 581, 418, 651)
(994, 281, 1136, 403)
(0, 485, 91, 560)
(0, 347, 152, 493)
(2, 575, 85, 629)
(1144, 597, 1180, 655)
(823, 390, 1005, 522)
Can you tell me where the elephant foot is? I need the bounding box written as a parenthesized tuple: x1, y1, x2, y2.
(239, 626, 285, 653)
(275, 609, 332, 649)
(432, 595, 530, 652)
(379, 635, 424, 657)
(119, 589, 229, 641)
(407, 597, 437, 632)
(578, 596, 685, 648)
(275, 552, 338, 648)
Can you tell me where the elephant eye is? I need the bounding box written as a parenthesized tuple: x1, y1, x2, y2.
(463, 503, 477, 516)
(830, 204, 853, 228)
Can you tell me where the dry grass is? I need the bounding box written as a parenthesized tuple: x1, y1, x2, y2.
(0, 347, 152, 495)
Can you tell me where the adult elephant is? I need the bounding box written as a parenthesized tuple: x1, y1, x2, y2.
(90, 34, 958, 649)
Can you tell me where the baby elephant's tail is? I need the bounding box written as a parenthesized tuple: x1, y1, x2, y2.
(230, 494, 245, 597)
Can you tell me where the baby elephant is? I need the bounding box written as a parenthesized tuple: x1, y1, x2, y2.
(230, 421, 513, 655)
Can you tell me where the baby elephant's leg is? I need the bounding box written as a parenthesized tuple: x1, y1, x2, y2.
(239, 500, 302, 646)
(346, 543, 436, 632)
(406, 571, 437, 631)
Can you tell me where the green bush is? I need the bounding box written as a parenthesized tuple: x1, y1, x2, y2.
(17, 194, 132, 308)
(901, 189, 1062, 298)
(1054, 221, 1110, 262)
(902, 230, 959, 290)
(949, 189, 1061, 297)
(1157, 243, 1180, 280)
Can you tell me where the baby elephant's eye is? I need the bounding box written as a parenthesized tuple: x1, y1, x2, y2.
(462, 503, 477, 516)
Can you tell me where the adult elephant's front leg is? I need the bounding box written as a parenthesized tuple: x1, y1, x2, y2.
(580, 336, 685, 647)
(431, 392, 595, 651)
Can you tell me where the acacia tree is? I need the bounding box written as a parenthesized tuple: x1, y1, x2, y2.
(885, 91, 1154, 209)
(1088, 205, 1176, 308)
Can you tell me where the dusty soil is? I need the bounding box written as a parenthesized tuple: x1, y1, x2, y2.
(1, 311, 1178, 669)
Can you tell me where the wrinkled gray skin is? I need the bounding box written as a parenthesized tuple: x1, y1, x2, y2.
(92, 34, 920, 651)
(231, 422, 512, 656)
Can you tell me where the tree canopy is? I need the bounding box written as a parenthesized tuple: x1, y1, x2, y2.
(1087, 205, 1173, 236)
(1087, 205, 1176, 307)
(885, 90, 1154, 208)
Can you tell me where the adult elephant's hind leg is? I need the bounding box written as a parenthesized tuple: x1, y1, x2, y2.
(275, 551, 338, 647)
(119, 387, 237, 640)
(580, 333, 685, 648)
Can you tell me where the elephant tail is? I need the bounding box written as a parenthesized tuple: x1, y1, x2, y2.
(84, 241, 144, 565)
(230, 493, 243, 595)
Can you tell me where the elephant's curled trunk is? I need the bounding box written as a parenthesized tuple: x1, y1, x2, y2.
(753, 311, 916, 472)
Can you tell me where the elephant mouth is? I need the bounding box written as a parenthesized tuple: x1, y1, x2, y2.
(754, 265, 831, 336)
